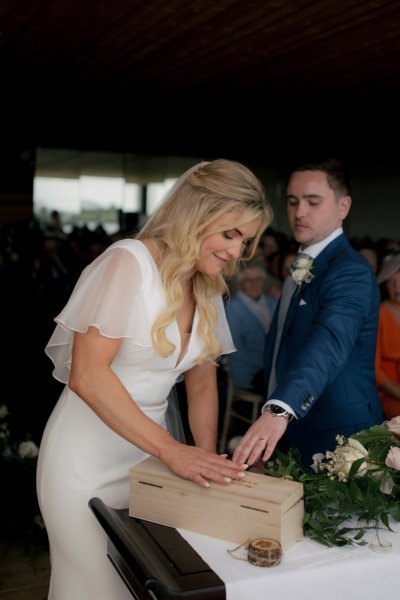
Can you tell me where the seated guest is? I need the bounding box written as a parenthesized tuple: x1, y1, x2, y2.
(376, 251, 400, 419)
(225, 263, 277, 394)
(280, 250, 298, 280)
(259, 228, 289, 299)
(359, 246, 379, 275)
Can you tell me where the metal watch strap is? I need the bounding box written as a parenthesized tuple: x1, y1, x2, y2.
(265, 404, 295, 423)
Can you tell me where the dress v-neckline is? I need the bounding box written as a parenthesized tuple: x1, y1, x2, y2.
(138, 240, 197, 369)
(174, 298, 197, 368)
(172, 308, 198, 369)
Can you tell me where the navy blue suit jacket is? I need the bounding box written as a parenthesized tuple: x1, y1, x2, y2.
(264, 234, 383, 466)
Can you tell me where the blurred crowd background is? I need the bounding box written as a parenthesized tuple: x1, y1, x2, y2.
(2, 215, 398, 446)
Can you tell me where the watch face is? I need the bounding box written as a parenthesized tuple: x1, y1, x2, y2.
(268, 404, 294, 422)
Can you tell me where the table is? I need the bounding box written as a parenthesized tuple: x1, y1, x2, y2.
(90, 497, 400, 600)
(179, 521, 400, 600)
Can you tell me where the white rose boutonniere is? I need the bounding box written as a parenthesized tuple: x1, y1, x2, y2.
(290, 254, 314, 294)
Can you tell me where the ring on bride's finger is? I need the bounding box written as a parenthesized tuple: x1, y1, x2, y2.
(259, 438, 267, 443)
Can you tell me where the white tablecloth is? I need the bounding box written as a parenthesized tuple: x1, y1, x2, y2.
(178, 521, 400, 600)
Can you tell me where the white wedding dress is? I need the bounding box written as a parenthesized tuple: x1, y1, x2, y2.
(37, 239, 234, 600)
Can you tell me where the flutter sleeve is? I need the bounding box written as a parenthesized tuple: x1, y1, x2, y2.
(45, 246, 152, 383)
(214, 294, 236, 356)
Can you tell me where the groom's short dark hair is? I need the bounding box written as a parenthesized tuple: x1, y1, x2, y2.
(288, 157, 351, 198)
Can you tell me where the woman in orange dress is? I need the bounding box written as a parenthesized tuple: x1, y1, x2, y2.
(376, 252, 400, 419)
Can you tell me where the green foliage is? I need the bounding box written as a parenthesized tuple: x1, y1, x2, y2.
(263, 423, 400, 547)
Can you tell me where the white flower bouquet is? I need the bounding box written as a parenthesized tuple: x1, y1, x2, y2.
(263, 417, 400, 546)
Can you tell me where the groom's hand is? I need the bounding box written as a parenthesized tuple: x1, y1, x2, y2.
(232, 412, 288, 465)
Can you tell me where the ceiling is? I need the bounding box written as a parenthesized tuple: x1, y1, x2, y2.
(2, 0, 400, 163)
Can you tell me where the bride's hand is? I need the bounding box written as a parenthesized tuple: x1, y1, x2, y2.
(159, 437, 248, 488)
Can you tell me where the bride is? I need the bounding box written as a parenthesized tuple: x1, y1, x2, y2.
(36, 158, 272, 599)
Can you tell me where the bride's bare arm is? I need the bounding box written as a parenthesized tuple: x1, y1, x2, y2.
(69, 326, 246, 486)
(184, 361, 219, 453)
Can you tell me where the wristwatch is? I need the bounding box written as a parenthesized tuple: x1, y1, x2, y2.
(264, 403, 296, 423)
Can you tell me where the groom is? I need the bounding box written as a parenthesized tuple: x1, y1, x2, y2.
(233, 158, 383, 468)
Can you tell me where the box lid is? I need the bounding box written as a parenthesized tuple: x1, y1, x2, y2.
(130, 456, 303, 515)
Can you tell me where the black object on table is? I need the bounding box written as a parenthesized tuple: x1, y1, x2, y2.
(89, 497, 226, 600)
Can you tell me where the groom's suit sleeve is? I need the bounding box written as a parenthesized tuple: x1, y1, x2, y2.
(268, 255, 376, 418)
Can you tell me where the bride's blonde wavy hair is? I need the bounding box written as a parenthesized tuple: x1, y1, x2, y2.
(136, 159, 273, 363)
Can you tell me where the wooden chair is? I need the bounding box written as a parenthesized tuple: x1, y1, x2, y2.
(218, 362, 263, 454)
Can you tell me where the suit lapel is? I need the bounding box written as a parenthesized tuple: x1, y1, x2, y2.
(281, 234, 348, 337)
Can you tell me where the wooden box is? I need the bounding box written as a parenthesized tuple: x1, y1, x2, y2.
(129, 456, 304, 552)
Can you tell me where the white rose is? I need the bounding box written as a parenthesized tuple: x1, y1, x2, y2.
(296, 258, 312, 269)
(332, 437, 368, 477)
(385, 416, 400, 438)
(310, 453, 325, 473)
(0, 404, 9, 419)
(385, 446, 400, 471)
(18, 440, 39, 458)
(290, 257, 314, 287)
(292, 268, 309, 285)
